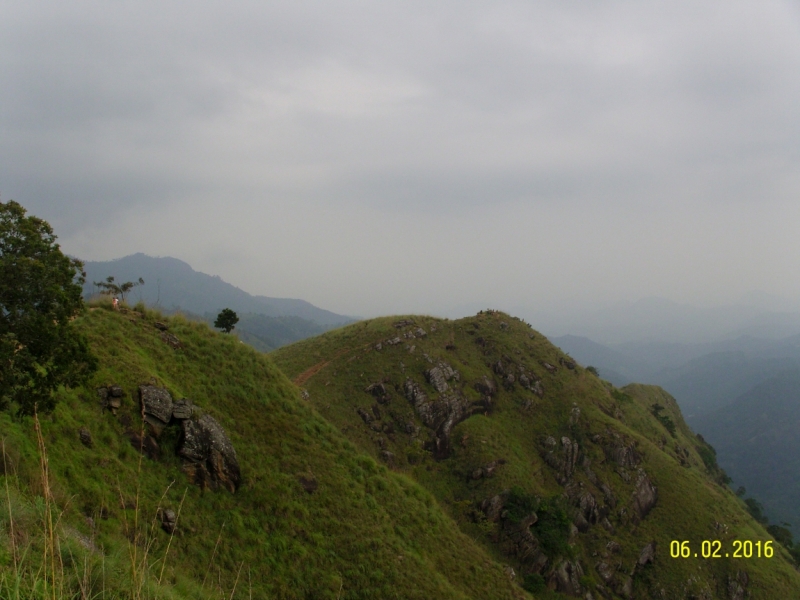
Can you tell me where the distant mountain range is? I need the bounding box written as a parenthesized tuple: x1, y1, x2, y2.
(81, 253, 356, 350)
(694, 368, 800, 534)
(526, 296, 800, 344)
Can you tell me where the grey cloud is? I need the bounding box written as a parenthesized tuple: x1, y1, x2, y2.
(2, 0, 800, 316)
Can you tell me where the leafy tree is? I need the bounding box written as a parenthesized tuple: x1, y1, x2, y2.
(0, 200, 97, 414)
(215, 308, 239, 333)
(586, 365, 599, 376)
(93, 275, 144, 302)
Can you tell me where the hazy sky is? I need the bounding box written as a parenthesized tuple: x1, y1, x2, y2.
(3, 1, 800, 318)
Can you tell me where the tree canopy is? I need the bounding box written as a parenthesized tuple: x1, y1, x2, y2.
(0, 200, 97, 414)
(214, 308, 239, 333)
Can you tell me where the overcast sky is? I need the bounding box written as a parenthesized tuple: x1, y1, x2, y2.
(2, 1, 800, 318)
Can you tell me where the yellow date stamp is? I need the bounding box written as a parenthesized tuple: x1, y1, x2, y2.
(670, 540, 774, 559)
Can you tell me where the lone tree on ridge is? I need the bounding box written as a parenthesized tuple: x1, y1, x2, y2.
(215, 308, 239, 333)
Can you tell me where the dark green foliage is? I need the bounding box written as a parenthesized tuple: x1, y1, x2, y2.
(0, 200, 97, 414)
(214, 308, 239, 333)
(745, 497, 768, 524)
(735, 485, 746, 497)
(522, 573, 545, 592)
(651, 402, 676, 437)
(696, 444, 717, 471)
(532, 497, 572, 560)
(504, 486, 538, 523)
(767, 524, 794, 549)
(585, 365, 599, 377)
(93, 275, 144, 302)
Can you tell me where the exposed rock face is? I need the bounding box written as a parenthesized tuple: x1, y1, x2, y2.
(631, 470, 658, 522)
(159, 508, 177, 533)
(605, 441, 641, 469)
(404, 378, 486, 458)
(139, 386, 173, 426)
(424, 362, 459, 393)
(473, 376, 497, 397)
(98, 384, 125, 413)
(596, 561, 616, 585)
(541, 436, 580, 484)
(161, 332, 182, 349)
(727, 570, 749, 600)
(548, 560, 584, 596)
(179, 414, 241, 493)
(637, 541, 656, 567)
(481, 493, 507, 522)
(172, 399, 193, 420)
(558, 357, 576, 370)
(79, 427, 93, 448)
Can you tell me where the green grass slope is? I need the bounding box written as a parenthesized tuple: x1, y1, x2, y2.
(0, 305, 527, 599)
(272, 311, 800, 599)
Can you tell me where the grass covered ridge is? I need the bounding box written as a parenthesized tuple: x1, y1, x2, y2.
(0, 305, 527, 599)
(272, 310, 800, 599)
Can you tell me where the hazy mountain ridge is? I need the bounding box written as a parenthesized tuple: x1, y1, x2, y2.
(694, 368, 800, 538)
(80, 253, 355, 350)
(532, 297, 800, 345)
(81, 253, 353, 326)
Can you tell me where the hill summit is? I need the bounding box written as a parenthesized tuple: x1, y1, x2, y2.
(273, 310, 800, 599)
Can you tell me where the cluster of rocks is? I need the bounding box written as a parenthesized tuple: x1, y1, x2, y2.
(593, 541, 657, 598)
(139, 385, 240, 493)
(491, 358, 544, 397)
(97, 384, 125, 414)
(470, 459, 505, 480)
(558, 357, 576, 370)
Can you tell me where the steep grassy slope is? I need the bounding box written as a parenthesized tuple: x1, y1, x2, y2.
(272, 311, 800, 599)
(0, 306, 527, 599)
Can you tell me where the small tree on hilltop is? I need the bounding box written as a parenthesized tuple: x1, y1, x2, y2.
(0, 200, 98, 414)
(94, 275, 144, 303)
(215, 308, 239, 333)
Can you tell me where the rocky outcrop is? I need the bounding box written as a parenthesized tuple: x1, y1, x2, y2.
(139, 385, 173, 430)
(179, 414, 241, 493)
(159, 508, 177, 533)
(161, 332, 182, 349)
(424, 362, 459, 393)
(727, 570, 749, 600)
(541, 436, 580, 484)
(637, 541, 656, 567)
(473, 376, 497, 397)
(547, 560, 584, 596)
(98, 384, 125, 413)
(172, 398, 193, 420)
(79, 427, 93, 448)
(404, 378, 486, 458)
(631, 470, 658, 522)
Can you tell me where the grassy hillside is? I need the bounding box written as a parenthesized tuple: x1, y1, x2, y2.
(0, 304, 527, 599)
(272, 311, 800, 599)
